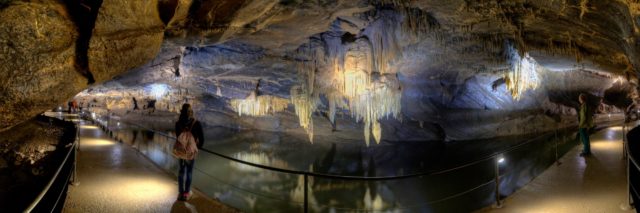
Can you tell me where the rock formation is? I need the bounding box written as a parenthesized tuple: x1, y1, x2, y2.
(0, 0, 639, 142)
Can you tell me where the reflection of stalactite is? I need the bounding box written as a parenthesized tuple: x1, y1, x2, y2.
(363, 187, 384, 210)
(230, 152, 290, 172)
(291, 165, 319, 212)
(230, 94, 289, 116)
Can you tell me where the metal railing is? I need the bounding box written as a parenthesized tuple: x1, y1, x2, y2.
(623, 121, 639, 210)
(24, 122, 79, 213)
(93, 117, 594, 213)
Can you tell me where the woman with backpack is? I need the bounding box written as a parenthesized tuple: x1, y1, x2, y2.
(174, 103, 204, 201)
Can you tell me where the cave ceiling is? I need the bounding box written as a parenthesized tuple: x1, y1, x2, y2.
(1, 0, 640, 136)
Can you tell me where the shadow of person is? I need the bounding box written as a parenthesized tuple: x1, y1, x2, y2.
(170, 201, 197, 213)
(582, 154, 606, 186)
(171, 193, 237, 213)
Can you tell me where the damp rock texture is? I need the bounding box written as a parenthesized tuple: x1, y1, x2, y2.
(88, 0, 165, 83)
(0, 117, 69, 211)
(0, 0, 166, 130)
(0, 1, 83, 131)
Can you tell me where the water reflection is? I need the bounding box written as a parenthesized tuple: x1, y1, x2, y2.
(111, 128, 179, 175)
(103, 119, 582, 212)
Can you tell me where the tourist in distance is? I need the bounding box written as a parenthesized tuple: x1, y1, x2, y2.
(578, 93, 594, 157)
(174, 103, 205, 201)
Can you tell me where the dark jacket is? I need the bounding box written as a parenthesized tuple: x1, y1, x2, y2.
(175, 119, 204, 149)
(579, 103, 594, 129)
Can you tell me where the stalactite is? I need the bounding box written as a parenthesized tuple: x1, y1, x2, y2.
(291, 86, 317, 143)
(579, 0, 589, 20)
(504, 44, 542, 100)
(402, 8, 440, 39)
(367, 15, 402, 74)
(216, 86, 222, 96)
(230, 94, 289, 116)
(285, 8, 416, 145)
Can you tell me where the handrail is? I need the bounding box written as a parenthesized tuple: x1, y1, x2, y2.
(625, 122, 640, 171)
(24, 125, 78, 212)
(91, 113, 625, 212)
(623, 122, 640, 171)
(120, 119, 560, 180)
(623, 121, 639, 210)
(630, 152, 640, 172)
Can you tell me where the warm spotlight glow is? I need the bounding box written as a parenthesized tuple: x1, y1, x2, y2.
(608, 126, 623, 131)
(80, 125, 99, 129)
(90, 175, 175, 204)
(82, 138, 115, 147)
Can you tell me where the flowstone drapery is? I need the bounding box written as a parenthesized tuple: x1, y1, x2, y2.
(230, 94, 289, 117)
(227, 9, 420, 145)
(505, 45, 543, 100)
(289, 15, 405, 145)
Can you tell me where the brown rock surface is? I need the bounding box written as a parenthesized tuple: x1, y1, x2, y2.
(0, 1, 84, 131)
(88, 0, 165, 83)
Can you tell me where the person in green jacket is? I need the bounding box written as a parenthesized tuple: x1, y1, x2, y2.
(579, 93, 594, 156)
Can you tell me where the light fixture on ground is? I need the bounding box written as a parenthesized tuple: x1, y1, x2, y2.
(498, 157, 505, 164)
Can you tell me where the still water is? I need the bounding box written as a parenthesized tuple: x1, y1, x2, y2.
(98, 117, 590, 213)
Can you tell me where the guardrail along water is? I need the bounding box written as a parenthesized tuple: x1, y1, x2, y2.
(93, 114, 623, 212)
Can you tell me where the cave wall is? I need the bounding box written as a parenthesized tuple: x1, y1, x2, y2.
(0, 1, 83, 131)
(1, 0, 640, 137)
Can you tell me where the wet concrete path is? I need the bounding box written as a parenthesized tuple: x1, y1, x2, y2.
(63, 120, 237, 212)
(479, 125, 633, 213)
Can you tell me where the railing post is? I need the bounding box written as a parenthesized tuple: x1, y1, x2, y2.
(620, 121, 634, 211)
(623, 123, 628, 160)
(304, 174, 308, 213)
(71, 126, 80, 186)
(628, 156, 633, 208)
(621, 152, 634, 211)
(494, 156, 502, 208)
(555, 129, 560, 166)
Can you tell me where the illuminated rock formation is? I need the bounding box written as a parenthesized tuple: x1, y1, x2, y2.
(230, 94, 289, 117)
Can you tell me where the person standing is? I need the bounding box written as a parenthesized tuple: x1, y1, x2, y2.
(175, 103, 204, 201)
(132, 97, 139, 110)
(578, 93, 594, 156)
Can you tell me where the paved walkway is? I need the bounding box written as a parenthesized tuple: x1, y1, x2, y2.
(63, 120, 237, 212)
(479, 125, 632, 213)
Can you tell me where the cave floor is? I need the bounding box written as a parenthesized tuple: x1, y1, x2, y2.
(62, 119, 238, 213)
(478, 124, 635, 213)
